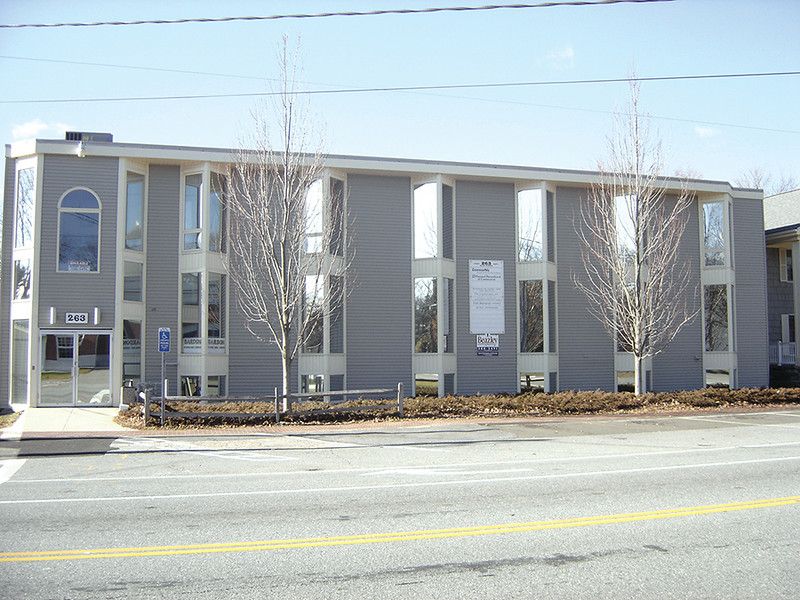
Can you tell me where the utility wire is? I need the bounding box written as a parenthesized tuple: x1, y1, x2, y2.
(0, 55, 270, 81)
(2, 70, 798, 105)
(0, 0, 674, 29)
(4, 55, 795, 134)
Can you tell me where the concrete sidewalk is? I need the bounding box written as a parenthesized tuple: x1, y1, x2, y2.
(1, 407, 133, 437)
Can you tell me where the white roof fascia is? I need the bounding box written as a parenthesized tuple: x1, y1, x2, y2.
(11, 138, 749, 196)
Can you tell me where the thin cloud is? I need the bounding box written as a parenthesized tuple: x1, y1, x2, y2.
(544, 46, 575, 70)
(12, 119, 74, 140)
(694, 126, 718, 139)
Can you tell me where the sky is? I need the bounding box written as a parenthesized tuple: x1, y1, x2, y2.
(1, 0, 799, 187)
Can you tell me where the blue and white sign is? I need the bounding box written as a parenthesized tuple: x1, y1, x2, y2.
(158, 327, 171, 353)
(476, 333, 499, 356)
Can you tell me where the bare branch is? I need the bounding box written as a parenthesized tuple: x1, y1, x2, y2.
(573, 79, 699, 394)
(223, 37, 350, 398)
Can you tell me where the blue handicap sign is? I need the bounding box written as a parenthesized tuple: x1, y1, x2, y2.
(158, 327, 171, 353)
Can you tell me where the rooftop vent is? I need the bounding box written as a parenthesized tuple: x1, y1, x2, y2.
(65, 131, 113, 143)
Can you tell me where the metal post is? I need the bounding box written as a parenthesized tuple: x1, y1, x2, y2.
(161, 352, 165, 400)
(144, 388, 151, 421)
(779, 341, 784, 366)
(274, 387, 280, 424)
(161, 378, 168, 426)
(397, 382, 404, 418)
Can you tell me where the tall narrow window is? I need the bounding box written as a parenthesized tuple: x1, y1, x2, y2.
(125, 172, 144, 251)
(122, 319, 142, 383)
(11, 320, 29, 404)
(58, 189, 100, 272)
(443, 277, 454, 353)
(414, 183, 438, 259)
(305, 179, 323, 254)
(519, 280, 544, 352)
(703, 202, 725, 267)
(780, 248, 794, 282)
(15, 168, 35, 249)
(414, 277, 437, 352)
(181, 273, 201, 353)
(208, 273, 226, 353)
(13, 259, 31, 300)
(330, 178, 345, 257)
(303, 275, 324, 353)
(123, 262, 143, 302)
(184, 174, 201, 250)
(781, 314, 796, 344)
(209, 173, 226, 253)
(517, 189, 543, 261)
(704, 284, 729, 351)
(329, 275, 344, 354)
(442, 184, 453, 260)
(546, 191, 555, 262)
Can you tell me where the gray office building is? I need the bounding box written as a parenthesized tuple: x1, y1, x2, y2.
(1, 134, 768, 408)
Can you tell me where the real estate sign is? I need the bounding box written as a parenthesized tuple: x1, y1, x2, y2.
(469, 259, 504, 334)
(476, 333, 499, 356)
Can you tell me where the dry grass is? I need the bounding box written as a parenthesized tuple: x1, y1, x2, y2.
(115, 387, 800, 429)
(0, 412, 20, 429)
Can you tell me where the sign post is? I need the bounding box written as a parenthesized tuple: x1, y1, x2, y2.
(158, 327, 170, 398)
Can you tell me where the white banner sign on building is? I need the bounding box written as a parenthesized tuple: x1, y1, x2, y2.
(469, 259, 505, 334)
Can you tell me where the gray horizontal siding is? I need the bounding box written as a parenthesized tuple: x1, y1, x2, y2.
(733, 198, 768, 387)
(346, 174, 413, 393)
(0, 157, 16, 408)
(38, 155, 119, 331)
(766, 247, 793, 345)
(143, 165, 179, 391)
(651, 196, 703, 391)
(455, 180, 517, 395)
(555, 186, 614, 391)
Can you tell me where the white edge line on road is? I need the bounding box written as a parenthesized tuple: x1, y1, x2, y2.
(3, 455, 800, 505)
(0, 459, 27, 485)
(11, 440, 800, 484)
(680, 416, 800, 429)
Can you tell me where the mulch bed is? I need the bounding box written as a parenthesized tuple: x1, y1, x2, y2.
(115, 387, 800, 429)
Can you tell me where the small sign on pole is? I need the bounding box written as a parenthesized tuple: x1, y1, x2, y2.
(158, 328, 170, 400)
(158, 328, 171, 353)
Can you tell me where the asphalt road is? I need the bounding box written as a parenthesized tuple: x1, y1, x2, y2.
(1, 409, 799, 599)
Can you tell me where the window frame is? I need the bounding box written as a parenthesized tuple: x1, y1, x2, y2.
(700, 200, 728, 269)
(125, 171, 146, 252)
(56, 187, 102, 274)
(14, 166, 36, 251)
(516, 186, 545, 263)
(780, 248, 794, 283)
(182, 172, 203, 252)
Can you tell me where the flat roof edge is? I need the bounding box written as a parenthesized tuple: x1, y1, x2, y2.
(9, 138, 749, 194)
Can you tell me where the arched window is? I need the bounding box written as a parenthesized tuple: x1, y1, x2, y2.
(58, 188, 101, 272)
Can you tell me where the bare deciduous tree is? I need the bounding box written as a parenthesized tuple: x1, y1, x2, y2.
(574, 82, 698, 395)
(735, 168, 798, 196)
(225, 40, 347, 402)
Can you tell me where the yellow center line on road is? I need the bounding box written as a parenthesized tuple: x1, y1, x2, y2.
(2, 495, 798, 563)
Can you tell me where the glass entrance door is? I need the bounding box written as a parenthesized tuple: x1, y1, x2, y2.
(39, 332, 112, 406)
(40, 334, 74, 406)
(76, 334, 111, 405)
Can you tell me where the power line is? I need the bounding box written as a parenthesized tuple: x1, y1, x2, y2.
(0, 55, 270, 82)
(0, 1, 673, 29)
(2, 70, 798, 105)
(4, 55, 795, 134)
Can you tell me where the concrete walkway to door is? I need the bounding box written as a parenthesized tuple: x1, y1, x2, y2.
(1, 407, 133, 437)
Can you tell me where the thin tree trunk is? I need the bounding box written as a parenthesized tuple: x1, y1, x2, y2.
(634, 355, 642, 396)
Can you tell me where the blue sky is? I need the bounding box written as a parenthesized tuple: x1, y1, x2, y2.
(1, 0, 798, 185)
